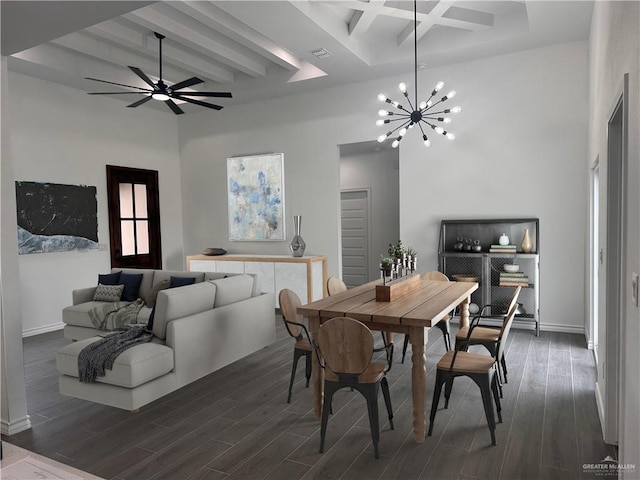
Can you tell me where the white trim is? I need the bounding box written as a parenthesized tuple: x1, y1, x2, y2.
(22, 322, 64, 338)
(595, 382, 607, 441)
(1, 415, 31, 435)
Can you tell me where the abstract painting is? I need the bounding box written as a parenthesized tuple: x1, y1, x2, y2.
(15, 181, 99, 254)
(227, 153, 285, 241)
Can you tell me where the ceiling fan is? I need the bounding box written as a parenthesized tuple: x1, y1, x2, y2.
(85, 32, 232, 115)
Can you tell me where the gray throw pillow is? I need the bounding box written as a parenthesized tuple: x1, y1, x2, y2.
(93, 284, 124, 302)
(144, 279, 170, 307)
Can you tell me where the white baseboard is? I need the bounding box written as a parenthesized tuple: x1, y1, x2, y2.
(595, 382, 606, 437)
(1, 415, 31, 435)
(22, 322, 64, 338)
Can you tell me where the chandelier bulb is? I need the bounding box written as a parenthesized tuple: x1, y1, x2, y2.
(451, 106, 462, 113)
(392, 139, 400, 148)
(392, 101, 400, 108)
(446, 132, 455, 140)
(399, 128, 407, 137)
(378, 109, 389, 117)
(398, 82, 407, 93)
(419, 101, 427, 109)
(378, 93, 387, 102)
(377, 134, 387, 143)
(435, 126, 444, 134)
(435, 81, 444, 91)
(376, 119, 385, 126)
(444, 117, 452, 124)
(446, 90, 456, 99)
(408, 122, 414, 129)
(427, 100, 433, 108)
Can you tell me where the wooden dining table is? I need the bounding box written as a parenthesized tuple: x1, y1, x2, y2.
(297, 277, 478, 443)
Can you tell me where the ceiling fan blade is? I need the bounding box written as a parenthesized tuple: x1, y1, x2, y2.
(127, 96, 153, 108)
(173, 95, 223, 111)
(88, 92, 149, 95)
(128, 66, 156, 88)
(85, 77, 151, 91)
(170, 77, 203, 91)
(173, 91, 233, 98)
(165, 99, 184, 115)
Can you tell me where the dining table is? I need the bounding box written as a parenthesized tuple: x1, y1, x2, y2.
(297, 276, 478, 443)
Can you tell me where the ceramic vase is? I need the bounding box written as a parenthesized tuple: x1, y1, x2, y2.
(521, 228, 533, 253)
(289, 215, 306, 257)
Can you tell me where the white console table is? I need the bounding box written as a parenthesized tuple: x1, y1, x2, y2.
(186, 254, 328, 307)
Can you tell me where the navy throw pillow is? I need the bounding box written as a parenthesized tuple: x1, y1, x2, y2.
(98, 271, 121, 286)
(169, 276, 196, 288)
(120, 273, 143, 302)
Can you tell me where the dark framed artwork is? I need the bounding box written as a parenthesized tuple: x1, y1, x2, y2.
(15, 181, 99, 254)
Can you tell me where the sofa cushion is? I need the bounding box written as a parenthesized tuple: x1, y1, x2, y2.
(144, 279, 170, 307)
(56, 337, 173, 388)
(93, 284, 124, 302)
(209, 274, 255, 307)
(119, 273, 143, 301)
(63, 302, 152, 329)
(113, 268, 156, 306)
(152, 282, 216, 340)
(99, 271, 121, 285)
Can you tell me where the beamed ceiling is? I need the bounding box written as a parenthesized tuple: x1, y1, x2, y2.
(2, 1, 594, 114)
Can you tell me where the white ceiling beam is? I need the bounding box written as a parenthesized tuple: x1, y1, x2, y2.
(86, 22, 234, 84)
(51, 32, 192, 86)
(348, 0, 386, 37)
(168, 2, 302, 72)
(124, 6, 266, 78)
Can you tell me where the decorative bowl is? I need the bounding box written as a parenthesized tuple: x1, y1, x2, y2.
(503, 264, 520, 273)
(202, 247, 227, 256)
(452, 274, 480, 282)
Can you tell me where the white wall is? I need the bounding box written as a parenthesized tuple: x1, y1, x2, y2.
(7, 72, 183, 335)
(178, 41, 589, 332)
(588, 1, 640, 469)
(339, 147, 400, 280)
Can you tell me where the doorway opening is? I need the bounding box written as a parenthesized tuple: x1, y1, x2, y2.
(338, 141, 399, 286)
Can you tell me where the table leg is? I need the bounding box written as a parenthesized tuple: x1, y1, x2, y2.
(410, 326, 428, 443)
(385, 331, 394, 346)
(459, 295, 471, 329)
(308, 314, 323, 420)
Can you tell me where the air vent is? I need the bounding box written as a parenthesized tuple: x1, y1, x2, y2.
(310, 48, 333, 59)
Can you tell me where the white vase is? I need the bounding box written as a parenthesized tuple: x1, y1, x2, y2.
(499, 233, 510, 245)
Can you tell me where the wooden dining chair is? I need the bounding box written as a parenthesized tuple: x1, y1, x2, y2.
(315, 316, 394, 459)
(401, 271, 452, 363)
(454, 286, 522, 396)
(428, 299, 519, 446)
(327, 276, 348, 296)
(279, 289, 313, 403)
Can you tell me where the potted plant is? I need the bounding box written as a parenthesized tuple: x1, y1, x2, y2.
(388, 240, 405, 260)
(406, 247, 418, 271)
(380, 256, 394, 278)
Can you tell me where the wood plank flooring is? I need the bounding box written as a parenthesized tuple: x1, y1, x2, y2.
(3, 319, 616, 480)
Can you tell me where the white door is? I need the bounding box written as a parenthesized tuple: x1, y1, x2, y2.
(341, 190, 370, 287)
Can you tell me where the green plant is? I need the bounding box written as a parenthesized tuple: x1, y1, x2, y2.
(406, 247, 417, 258)
(380, 256, 394, 268)
(388, 240, 405, 259)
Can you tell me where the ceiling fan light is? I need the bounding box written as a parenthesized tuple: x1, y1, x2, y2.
(152, 92, 170, 101)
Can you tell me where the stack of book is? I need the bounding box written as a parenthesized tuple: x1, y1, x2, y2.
(499, 272, 529, 287)
(489, 244, 517, 253)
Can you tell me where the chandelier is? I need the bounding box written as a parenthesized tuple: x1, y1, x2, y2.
(376, 0, 461, 148)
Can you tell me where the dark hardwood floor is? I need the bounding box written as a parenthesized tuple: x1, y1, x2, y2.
(3, 318, 615, 480)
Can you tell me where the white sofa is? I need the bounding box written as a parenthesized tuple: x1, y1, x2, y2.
(56, 268, 275, 411)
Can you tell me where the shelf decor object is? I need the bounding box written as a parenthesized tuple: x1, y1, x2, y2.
(375, 0, 461, 148)
(438, 218, 540, 336)
(227, 153, 285, 241)
(289, 215, 306, 257)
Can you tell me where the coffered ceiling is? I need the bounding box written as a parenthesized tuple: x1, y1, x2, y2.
(2, 1, 594, 113)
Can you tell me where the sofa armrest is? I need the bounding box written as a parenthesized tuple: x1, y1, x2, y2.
(72, 287, 97, 305)
(166, 293, 275, 387)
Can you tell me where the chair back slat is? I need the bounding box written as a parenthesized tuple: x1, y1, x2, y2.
(497, 288, 521, 360)
(327, 276, 348, 296)
(421, 271, 449, 282)
(317, 317, 373, 376)
(505, 286, 522, 318)
(279, 289, 304, 338)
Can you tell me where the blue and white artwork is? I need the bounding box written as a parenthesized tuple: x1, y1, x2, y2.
(227, 153, 285, 241)
(15, 181, 99, 254)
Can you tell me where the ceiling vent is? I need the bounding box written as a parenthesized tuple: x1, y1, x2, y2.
(310, 48, 333, 59)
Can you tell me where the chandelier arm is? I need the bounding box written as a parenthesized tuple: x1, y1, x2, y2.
(424, 109, 452, 116)
(423, 99, 445, 112)
(389, 120, 412, 135)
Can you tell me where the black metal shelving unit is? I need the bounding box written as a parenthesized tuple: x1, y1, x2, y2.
(438, 218, 540, 336)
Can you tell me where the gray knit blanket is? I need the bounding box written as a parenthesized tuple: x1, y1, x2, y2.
(78, 326, 153, 383)
(89, 299, 145, 331)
